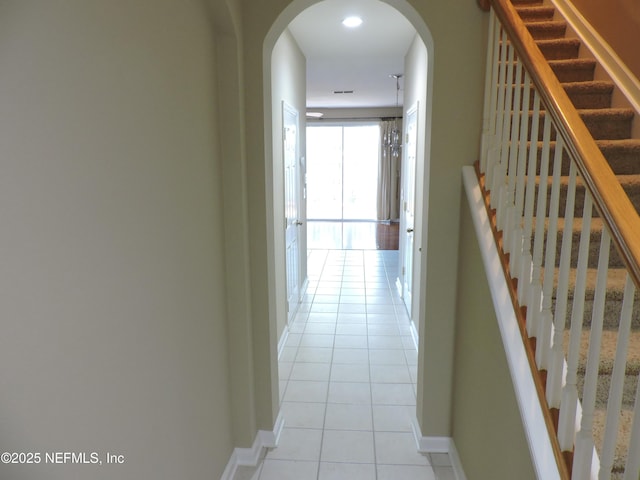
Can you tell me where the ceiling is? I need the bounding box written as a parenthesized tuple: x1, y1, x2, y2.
(287, 0, 417, 109)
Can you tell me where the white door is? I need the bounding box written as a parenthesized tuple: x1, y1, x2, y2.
(283, 103, 301, 321)
(401, 104, 418, 313)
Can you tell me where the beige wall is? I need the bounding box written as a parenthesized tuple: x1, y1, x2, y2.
(271, 28, 307, 342)
(568, 0, 640, 80)
(451, 195, 537, 480)
(0, 1, 235, 478)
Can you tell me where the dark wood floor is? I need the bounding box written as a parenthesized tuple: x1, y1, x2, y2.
(307, 221, 399, 250)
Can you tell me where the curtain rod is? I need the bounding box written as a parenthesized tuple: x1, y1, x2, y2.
(307, 116, 403, 122)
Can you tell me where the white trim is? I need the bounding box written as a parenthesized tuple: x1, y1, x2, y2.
(277, 325, 290, 360)
(448, 442, 468, 480)
(220, 412, 285, 480)
(395, 276, 403, 299)
(409, 319, 419, 351)
(462, 166, 562, 480)
(410, 417, 467, 480)
(552, 0, 640, 115)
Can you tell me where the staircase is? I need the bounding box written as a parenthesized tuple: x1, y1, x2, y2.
(511, 0, 640, 477)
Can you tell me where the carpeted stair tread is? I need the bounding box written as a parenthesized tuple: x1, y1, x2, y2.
(597, 140, 640, 174)
(578, 108, 634, 140)
(593, 409, 632, 477)
(549, 58, 597, 83)
(546, 264, 629, 300)
(525, 21, 567, 40)
(534, 173, 640, 217)
(531, 108, 634, 140)
(567, 329, 640, 377)
(510, 0, 544, 5)
(536, 38, 581, 60)
(528, 139, 640, 176)
(538, 217, 625, 269)
(562, 80, 614, 109)
(516, 6, 556, 22)
(519, 80, 614, 109)
(548, 267, 640, 329)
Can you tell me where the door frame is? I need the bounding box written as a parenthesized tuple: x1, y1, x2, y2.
(398, 102, 419, 322)
(282, 101, 302, 322)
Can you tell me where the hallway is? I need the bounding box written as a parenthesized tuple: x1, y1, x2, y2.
(256, 249, 455, 479)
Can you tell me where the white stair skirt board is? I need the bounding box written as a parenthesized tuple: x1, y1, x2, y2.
(462, 167, 562, 480)
(220, 412, 285, 480)
(410, 417, 467, 480)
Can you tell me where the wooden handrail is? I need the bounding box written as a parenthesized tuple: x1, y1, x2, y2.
(490, 0, 640, 291)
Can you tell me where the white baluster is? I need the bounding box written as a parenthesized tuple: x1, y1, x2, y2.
(536, 135, 565, 370)
(599, 275, 636, 479)
(519, 91, 541, 311)
(480, 10, 500, 174)
(510, 71, 532, 277)
(495, 44, 516, 232)
(573, 228, 611, 480)
(488, 29, 509, 199)
(528, 114, 552, 341)
(558, 194, 593, 452)
(503, 58, 524, 258)
(623, 363, 640, 480)
(547, 160, 577, 409)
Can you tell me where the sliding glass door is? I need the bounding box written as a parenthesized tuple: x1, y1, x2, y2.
(307, 124, 380, 220)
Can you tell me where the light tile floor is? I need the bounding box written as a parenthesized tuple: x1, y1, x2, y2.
(254, 250, 456, 480)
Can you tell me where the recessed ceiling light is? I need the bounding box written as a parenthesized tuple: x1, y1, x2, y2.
(342, 16, 363, 28)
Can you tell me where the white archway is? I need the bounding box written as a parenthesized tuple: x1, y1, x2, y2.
(262, 0, 435, 428)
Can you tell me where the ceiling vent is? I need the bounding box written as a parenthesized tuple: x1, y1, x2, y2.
(333, 90, 354, 94)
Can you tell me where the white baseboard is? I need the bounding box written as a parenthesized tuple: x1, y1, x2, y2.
(409, 319, 419, 351)
(220, 412, 284, 480)
(410, 417, 467, 480)
(277, 325, 289, 360)
(448, 442, 467, 480)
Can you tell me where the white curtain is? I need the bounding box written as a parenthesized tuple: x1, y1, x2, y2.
(377, 119, 402, 221)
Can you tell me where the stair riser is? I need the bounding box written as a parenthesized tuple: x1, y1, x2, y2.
(538, 40, 580, 60)
(516, 7, 556, 22)
(525, 143, 640, 176)
(552, 294, 640, 330)
(511, 0, 545, 5)
(500, 60, 596, 83)
(576, 374, 638, 409)
(499, 41, 579, 63)
(526, 23, 567, 40)
(533, 179, 640, 218)
(549, 61, 597, 83)
(528, 112, 633, 140)
(510, 85, 613, 110)
(537, 225, 626, 269)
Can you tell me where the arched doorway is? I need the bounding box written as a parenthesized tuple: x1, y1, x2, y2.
(263, 0, 435, 433)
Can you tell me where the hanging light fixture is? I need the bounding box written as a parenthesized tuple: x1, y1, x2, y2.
(383, 74, 403, 158)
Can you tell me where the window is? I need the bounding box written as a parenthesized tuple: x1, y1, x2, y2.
(307, 124, 380, 221)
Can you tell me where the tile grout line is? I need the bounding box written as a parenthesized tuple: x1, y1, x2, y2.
(314, 251, 342, 480)
(364, 252, 380, 480)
